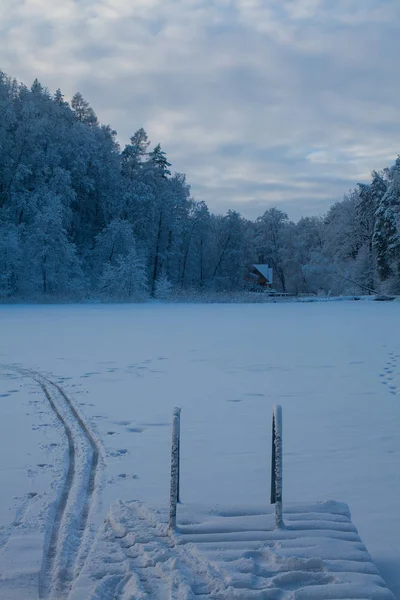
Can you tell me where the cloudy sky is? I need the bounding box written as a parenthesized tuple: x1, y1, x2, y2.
(1, 0, 400, 220)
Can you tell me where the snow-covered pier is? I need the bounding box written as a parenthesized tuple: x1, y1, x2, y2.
(78, 499, 395, 599)
(174, 501, 395, 599)
(79, 403, 395, 598)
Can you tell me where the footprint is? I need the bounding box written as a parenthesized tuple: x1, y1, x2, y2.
(245, 393, 265, 397)
(113, 420, 132, 426)
(108, 449, 128, 458)
(0, 393, 10, 397)
(127, 427, 145, 433)
(107, 431, 117, 436)
(108, 473, 139, 483)
(227, 399, 242, 403)
(81, 372, 101, 378)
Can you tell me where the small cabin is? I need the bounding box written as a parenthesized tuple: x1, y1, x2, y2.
(245, 264, 273, 288)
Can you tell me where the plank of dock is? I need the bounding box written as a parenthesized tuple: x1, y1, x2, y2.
(172, 500, 395, 599)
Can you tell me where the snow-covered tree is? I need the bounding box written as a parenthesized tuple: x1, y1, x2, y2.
(23, 195, 84, 297)
(99, 244, 148, 301)
(154, 272, 173, 299)
(373, 160, 400, 282)
(255, 208, 292, 292)
(121, 128, 150, 178)
(148, 143, 171, 178)
(94, 219, 135, 266)
(0, 224, 22, 298)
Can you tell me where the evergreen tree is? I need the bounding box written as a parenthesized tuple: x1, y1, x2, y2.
(71, 92, 98, 126)
(148, 143, 171, 178)
(121, 128, 150, 177)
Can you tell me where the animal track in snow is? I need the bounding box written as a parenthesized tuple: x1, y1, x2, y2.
(81, 372, 101, 378)
(380, 352, 400, 395)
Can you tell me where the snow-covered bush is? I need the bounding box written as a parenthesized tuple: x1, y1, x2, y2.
(99, 245, 148, 301)
(154, 273, 173, 300)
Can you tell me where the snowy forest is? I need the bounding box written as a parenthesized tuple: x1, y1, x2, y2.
(1, 70, 400, 301)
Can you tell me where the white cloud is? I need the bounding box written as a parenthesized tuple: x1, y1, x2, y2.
(1, 0, 400, 220)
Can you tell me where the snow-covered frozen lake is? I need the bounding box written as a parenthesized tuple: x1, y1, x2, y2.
(0, 302, 399, 598)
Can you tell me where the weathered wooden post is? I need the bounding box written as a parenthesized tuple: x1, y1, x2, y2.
(271, 404, 283, 529)
(176, 407, 181, 504)
(169, 407, 181, 530)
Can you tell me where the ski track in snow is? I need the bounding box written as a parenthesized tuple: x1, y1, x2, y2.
(380, 352, 400, 395)
(1, 365, 101, 600)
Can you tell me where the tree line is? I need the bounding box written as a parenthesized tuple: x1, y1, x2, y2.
(1, 71, 399, 300)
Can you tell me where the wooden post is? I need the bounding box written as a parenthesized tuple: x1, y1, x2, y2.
(176, 407, 181, 504)
(169, 407, 181, 530)
(271, 405, 283, 528)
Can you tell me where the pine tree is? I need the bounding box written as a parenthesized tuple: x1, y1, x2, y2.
(148, 144, 171, 178)
(31, 78, 44, 96)
(121, 128, 150, 177)
(53, 88, 68, 106)
(71, 92, 98, 125)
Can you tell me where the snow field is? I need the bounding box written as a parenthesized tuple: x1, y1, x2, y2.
(0, 302, 399, 598)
